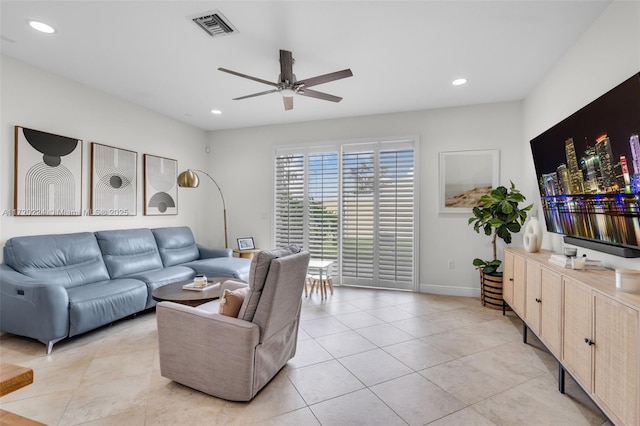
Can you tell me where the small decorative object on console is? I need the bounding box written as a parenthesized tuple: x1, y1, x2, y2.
(616, 269, 640, 293)
(523, 216, 543, 253)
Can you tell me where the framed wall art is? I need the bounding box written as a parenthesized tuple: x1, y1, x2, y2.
(439, 149, 499, 213)
(143, 154, 177, 215)
(14, 126, 83, 216)
(90, 143, 137, 216)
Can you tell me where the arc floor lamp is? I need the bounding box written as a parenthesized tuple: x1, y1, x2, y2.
(177, 169, 228, 248)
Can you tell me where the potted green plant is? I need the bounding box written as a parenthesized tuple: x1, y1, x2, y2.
(468, 181, 532, 308)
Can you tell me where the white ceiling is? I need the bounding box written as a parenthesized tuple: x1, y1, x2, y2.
(1, 1, 610, 132)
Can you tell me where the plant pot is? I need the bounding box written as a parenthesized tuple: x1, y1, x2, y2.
(479, 269, 505, 310)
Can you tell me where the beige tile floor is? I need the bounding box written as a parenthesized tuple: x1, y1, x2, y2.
(0, 286, 611, 425)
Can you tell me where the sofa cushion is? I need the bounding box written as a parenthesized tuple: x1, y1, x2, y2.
(3, 232, 110, 288)
(126, 265, 195, 308)
(181, 257, 251, 282)
(238, 245, 301, 322)
(95, 228, 164, 279)
(67, 278, 147, 336)
(152, 226, 200, 267)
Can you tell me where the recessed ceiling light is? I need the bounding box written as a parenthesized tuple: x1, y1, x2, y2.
(452, 78, 468, 86)
(210, 109, 222, 115)
(28, 20, 55, 34)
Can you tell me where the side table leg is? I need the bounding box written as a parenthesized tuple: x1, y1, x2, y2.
(558, 363, 565, 394)
(523, 322, 528, 344)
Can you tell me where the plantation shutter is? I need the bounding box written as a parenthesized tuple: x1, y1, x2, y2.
(341, 141, 415, 290)
(378, 145, 415, 288)
(274, 153, 305, 248)
(307, 151, 339, 261)
(341, 148, 376, 284)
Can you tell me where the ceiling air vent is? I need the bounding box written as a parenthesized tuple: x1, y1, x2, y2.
(191, 10, 237, 37)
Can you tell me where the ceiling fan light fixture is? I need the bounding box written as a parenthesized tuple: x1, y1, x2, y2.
(280, 88, 295, 97)
(210, 109, 222, 115)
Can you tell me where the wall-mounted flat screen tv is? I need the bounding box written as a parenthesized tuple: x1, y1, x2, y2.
(529, 72, 640, 257)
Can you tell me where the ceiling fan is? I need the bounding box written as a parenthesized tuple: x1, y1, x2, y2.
(218, 49, 353, 111)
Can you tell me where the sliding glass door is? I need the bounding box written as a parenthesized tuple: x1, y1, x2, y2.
(274, 139, 416, 291)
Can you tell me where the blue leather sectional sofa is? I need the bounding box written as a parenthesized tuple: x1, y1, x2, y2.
(0, 226, 251, 354)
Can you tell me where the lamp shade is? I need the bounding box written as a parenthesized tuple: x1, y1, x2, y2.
(177, 170, 200, 188)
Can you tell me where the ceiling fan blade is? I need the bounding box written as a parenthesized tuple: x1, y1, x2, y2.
(280, 50, 295, 83)
(233, 89, 278, 100)
(218, 68, 278, 87)
(298, 88, 343, 103)
(283, 96, 293, 111)
(296, 69, 353, 88)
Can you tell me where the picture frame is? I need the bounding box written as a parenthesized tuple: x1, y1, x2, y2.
(14, 126, 83, 216)
(143, 154, 178, 215)
(90, 142, 137, 216)
(439, 149, 499, 214)
(237, 237, 255, 250)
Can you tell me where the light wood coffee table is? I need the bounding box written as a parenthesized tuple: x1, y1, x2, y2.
(152, 278, 228, 307)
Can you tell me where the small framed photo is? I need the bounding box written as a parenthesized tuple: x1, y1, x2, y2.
(237, 237, 255, 250)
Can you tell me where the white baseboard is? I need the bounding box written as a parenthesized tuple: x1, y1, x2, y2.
(419, 283, 480, 298)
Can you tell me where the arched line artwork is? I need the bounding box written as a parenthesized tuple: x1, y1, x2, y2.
(143, 154, 177, 215)
(90, 142, 137, 216)
(14, 126, 82, 216)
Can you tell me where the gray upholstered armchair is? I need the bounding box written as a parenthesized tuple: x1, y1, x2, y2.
(156, 245, 310, 401)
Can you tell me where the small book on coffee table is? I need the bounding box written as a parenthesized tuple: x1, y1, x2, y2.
(182, 281, 220, 292)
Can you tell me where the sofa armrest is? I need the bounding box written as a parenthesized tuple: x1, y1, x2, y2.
(197, 245, 232, 259)
(156, 301, 260, 400)
(0, 264, 70, 343)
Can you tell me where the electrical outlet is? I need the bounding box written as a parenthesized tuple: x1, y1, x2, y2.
(448, 259, 455, 269)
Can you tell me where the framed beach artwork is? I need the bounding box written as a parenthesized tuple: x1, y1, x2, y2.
(439, 149, 499, 213)
(14, 126, 83, 216)
(90, 143, 137, 216)
(144, 154, 178, 215)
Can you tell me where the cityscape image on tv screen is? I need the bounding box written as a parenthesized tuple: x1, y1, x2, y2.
(530, 72, 640, 249)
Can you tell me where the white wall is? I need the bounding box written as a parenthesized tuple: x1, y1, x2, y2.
(523, 0, 640, 270)
(0, 56, 216, 261)
(210, 101, 525, 296)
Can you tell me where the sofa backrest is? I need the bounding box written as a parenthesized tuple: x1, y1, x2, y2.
(95, 228, 164, 279)
(151, 226, 199, 267)
(3, 232, 110, 288)
(237, 244, 304, 323)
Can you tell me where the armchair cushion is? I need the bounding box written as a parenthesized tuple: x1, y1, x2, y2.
(219, 287, 249, 317)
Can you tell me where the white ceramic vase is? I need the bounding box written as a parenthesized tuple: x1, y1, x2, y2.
(523, 217, 543, 253)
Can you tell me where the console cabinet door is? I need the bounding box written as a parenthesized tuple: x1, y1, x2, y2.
(512, 254, 526, 317)
(562, 278, 593, 392)
(503, 251, 514, 308)
(539, 267, 561, 357)
(524, 261, 541, 336)
(593, 293, 639, 426)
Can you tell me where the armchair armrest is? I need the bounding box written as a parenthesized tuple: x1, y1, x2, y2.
(156, 301, 260, 401)
(0, 264, 70, 342)
(197, 245, 232, 259)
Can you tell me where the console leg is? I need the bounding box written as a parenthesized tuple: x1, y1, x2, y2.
(558, 363, 565, 394)
(523, 323, 528, 344)
(502, 300, 506, 316)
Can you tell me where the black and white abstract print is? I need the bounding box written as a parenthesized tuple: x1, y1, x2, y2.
(144, 154, 177, 215)
(14, 126, 82, 216)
